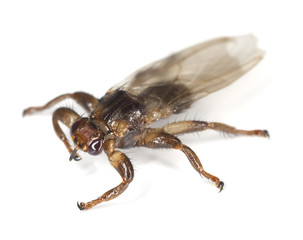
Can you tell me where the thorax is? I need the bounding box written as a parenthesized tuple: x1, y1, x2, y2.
(90, 90, 147, 147)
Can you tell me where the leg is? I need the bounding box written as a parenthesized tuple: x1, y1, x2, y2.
(77, 140, 134, 210)
(23, 91, 98, 116)
(136, 128, 224, 191)
(163, 120, 269, 137)
(52, 107, 82, 160)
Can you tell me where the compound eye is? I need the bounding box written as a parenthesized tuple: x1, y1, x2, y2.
(88, 139, 103, 155)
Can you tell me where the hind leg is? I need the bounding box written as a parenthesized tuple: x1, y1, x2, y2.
(163, 120, 269, 137)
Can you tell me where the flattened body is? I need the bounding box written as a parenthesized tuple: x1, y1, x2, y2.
(91, 90, 147, 148)
(109, 35, 263, 123)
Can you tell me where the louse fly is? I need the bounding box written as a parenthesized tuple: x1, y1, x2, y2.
(23, 35, 269, 210)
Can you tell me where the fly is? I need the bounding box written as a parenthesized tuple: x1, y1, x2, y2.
(23, 35, 269, 210)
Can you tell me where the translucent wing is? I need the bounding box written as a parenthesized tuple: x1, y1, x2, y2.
(107, 35, 264, 123)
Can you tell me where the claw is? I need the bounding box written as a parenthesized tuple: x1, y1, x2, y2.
(263, 130, 270, 138)
(218, 181, 224, 193)
(77, 202, 86, 210)
(73, 154, 82, 161)
(69, 148, 81, 161)
(22, 109, 28, 117)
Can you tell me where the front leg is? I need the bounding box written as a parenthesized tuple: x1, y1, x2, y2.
(77, 140, 134, 210)
(52, 107, 82, 160)
(23, 91, 98, 116)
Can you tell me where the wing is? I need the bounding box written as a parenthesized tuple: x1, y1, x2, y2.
(107, 35, 264, 123)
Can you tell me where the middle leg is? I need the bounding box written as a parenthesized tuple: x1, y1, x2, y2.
(77, 140, 134, 210)
(136, 128, 224, 191)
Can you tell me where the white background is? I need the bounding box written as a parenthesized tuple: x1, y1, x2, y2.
(1, 0, 302, 239)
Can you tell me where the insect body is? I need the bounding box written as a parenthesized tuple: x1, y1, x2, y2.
(23, 35, 269, 210)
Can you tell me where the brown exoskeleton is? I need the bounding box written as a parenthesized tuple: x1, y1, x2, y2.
(23, 35, 269, 210)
